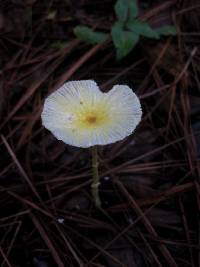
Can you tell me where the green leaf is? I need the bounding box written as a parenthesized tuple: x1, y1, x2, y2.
(111, 22, 139, 60)
(128, 0, 138, 20)
(114, 0, 138, 22)
(156, 26, 177, 36)
(127, 20, 159, 39)
(74, 26, 108, 44)
(115, 0, 128, 22)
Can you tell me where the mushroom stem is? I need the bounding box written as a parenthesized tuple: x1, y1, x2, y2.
(91, 146, 101, 208)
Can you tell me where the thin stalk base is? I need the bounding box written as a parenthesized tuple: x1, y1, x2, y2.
(91, 146, 101, 208)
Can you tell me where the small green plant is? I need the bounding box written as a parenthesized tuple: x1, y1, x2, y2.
(74, 0, 176, 60)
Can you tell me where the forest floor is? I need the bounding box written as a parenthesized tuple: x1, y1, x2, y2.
(0, 0, 200, 266)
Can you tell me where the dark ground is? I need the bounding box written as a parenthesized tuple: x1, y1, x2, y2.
(0, 0, 200, 266)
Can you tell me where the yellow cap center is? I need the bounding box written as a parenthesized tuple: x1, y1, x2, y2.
(86, 115, 97, 124)
(73, 103, 110, 130)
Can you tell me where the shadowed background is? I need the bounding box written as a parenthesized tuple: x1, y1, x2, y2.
(0, 0, 200, 266)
